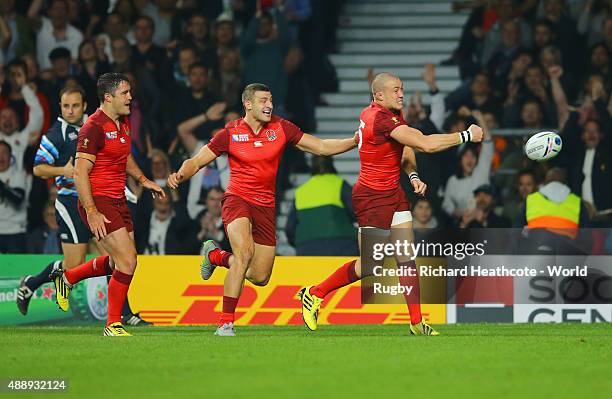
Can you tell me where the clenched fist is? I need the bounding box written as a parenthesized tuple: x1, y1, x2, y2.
(468, 124, 484, 142)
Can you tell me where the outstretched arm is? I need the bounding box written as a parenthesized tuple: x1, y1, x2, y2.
(390, 124, 483, 153)
(295, 132, 358, 156)
(168, 145, 219, 189)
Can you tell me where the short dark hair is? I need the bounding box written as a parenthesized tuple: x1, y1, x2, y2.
(49, 47, 71, 62)
(188, 62, 208, 74)
(0, 140, 12, 156)
(311, 155, 337, 175)
(242, 83, 270, 103)
(97, 72, 129, 102)
(59, 84, 86, 103)
(135, 14, 155, 29)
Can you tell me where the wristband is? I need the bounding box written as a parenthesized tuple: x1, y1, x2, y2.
(138, 175, 148, 184)
(85, 205, 97, 214)
(409, 172, 419, 181)
(460, 129, 472, 144)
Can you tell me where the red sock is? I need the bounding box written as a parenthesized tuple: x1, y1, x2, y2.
(107, 270, 133, 326)
(310, 260, 359, 298)
(220, 296, 238, 325)
(209, 248, 231, 269)
(398, 260, 422, 325)
(64, 256, 112, 285)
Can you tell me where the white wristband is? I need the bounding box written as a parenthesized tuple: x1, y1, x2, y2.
(460, 129, 472, 143)
(409, 172, 419, 181)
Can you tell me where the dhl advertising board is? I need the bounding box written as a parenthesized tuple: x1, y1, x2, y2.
(0, 255, 446, 326)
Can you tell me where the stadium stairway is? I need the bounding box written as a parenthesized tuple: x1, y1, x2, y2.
(276, 0, 467, 255)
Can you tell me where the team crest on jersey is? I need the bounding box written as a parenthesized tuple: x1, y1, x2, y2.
(232, 134, 250, 142)
(105, 131, 118, 139)
(83, 138, 89, 148)
(265, 129, 277, 141)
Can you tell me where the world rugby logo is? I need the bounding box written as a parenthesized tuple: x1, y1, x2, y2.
(265, 129, 277, 141)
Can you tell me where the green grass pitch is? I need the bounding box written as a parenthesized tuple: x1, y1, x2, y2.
(1, 324, 611, 399)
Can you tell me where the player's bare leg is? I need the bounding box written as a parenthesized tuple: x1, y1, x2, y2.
(244, 244, 276, 286)
(389, 218, 439, 335)
(96, 227, 137, 336)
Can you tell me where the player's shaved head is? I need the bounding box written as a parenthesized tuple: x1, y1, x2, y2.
(371, 72, 400, 96)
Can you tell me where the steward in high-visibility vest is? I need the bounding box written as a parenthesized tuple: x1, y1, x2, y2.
(285, 156, 358, 256)
(517, 168, 588, 240)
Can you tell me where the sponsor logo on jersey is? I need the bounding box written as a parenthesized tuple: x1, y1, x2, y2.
(105, 131, 118, 139)
(60, 233, 69, 240)
(254, 141, 263, 147)
(265, 129, 277, 141)
(68, 132, 78, 141)
(232, 134, 250, 142)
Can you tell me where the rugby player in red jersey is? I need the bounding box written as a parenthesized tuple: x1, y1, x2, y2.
(298, 72, 484, 335)
(50, 73, 164, 336)
(167, 83, 358, 336)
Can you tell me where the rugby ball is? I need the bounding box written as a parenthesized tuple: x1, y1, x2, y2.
(524, 131, 562, 161)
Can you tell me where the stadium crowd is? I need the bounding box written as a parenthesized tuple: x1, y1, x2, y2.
(0, 0, 610, 256)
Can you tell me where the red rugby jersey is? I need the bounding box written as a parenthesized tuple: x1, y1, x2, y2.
(357, 101, 407, 191)
(76, 108, 131, 199)
(208, 116, 304, 207)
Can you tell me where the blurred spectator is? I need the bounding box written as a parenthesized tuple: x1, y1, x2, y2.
(175, 63, 226, 143)
(96, 13, 130, 64)
(578, 0, 612, 47)
(241, 8, 290, 115)
(0, 140, 27, 253)
(460, 184, 511, 228)
(543, 0, 582, 76)
(141, 0, 182, 47)
(135, 186, 198, 254)
(215, 49, 243, 111)
(76, 39, 111, 115)
(0, 80, 43, 171)
(26, 200, 61, 254)
(196, 186, 230, 251)
(286, 155, 357, 256)
(442, 134, 494, 223)
(1, 59, 50, 135)
(172, 46, 198, 88)
(28, 0, 84, 70)
(1, 0, 35, 62)
(284, 0, 312, 44)
(447, 71, 502, 119)
(503, 169, 538, 222)
(482, 1, 531, 68)
(412, 197, 439, 229)
(131, 14, 170, 88)
(213, 19, 238, 58)
(182, 13, 216, 69)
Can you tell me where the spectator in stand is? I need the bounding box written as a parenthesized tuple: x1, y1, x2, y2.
(1, 59, 50, 134)
(486, 19, 525, 84)
(28, 0, 83, 71)
(577, 0, 612, 47)
(141, 0, 183, 47)
(215, 49, 243, 111)
(412, 197, 439, 229)
(96, 13, 130, 64)
(131, 14, 170, 89)
(182, 13, 216, 69)
(587, 42, 611, 87)
(1, 0, 35, 62)
(532, 19, 556, 55)
(481, 0, 531, 68)
(135, 186, 198, 255)
(447, 71, 502, 120)
(286, 155, 357, 256)
(459, 184, 510, 228)
(175, 62, 226, 144)
(543, 0, 582, 76)
(27, 200, 61, 254)
(196, 186, 230, 252)
(172, 46, 198, 89)
(76, 39, 111, 116)
(241, 7, 290, 116)
(213, 18, 239, 58)
(442, 112, 494, 223)
(0, 77, 43, 172)
(503, 169, 539, 222)
(0, 140, 28, 253)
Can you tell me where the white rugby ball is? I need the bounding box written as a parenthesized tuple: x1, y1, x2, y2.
(525, 131, 562, 161)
